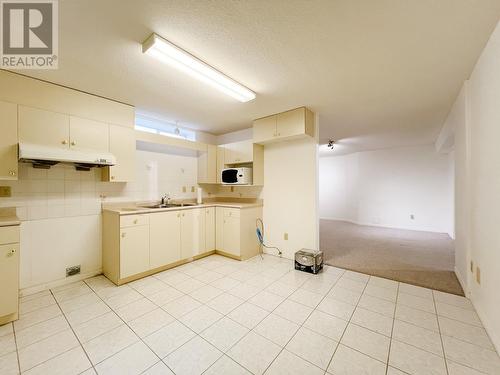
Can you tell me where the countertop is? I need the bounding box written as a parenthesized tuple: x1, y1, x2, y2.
(103, 199, 263, 216)
(0, 208, 20, 227)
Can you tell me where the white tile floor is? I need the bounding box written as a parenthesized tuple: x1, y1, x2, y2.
(1, 254, 499, 375)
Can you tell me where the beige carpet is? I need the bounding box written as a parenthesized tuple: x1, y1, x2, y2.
(320, 220, 464, 296)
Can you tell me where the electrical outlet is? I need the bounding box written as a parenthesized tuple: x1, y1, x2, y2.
(284, 233, 288, 240)
(0, 186, 11, 197)
(66, 265, 81, 277)
(182, 186, 187, 193)
(476, 266, 481, 284)
(470, 261, 474, 273)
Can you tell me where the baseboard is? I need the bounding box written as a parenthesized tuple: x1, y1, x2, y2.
(470, 296, 500, 355)
(20, 269, 102, 297)
(320, 217, 448, 235)
(454, 266, 469, 297)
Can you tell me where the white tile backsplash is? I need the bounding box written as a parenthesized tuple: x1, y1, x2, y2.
(1, 150, 201, 291)
(0, 150, 199, 221)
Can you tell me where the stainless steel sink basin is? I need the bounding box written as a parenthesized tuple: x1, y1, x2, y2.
(139, 203, 197, 209)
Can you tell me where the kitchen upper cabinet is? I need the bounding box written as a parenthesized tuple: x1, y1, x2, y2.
(69, 116, 109, 152)
(0, 101, 18, 180)
(197, 144, 217, 184)
(120, 224, 150, 278)
(103, 124, 135, 182)
(224, 140, 254, 164)
(253, 115, 277, 144)
(253, 107, 315, 145)
(150, 211, 181, 269)
(205, 207, 215, 251)
(18, 106, 70, 148)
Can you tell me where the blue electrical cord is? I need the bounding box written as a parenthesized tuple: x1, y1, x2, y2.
(256, 219, 282, 256)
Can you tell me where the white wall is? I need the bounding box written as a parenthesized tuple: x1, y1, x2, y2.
(213, 126, 320, 259)
(263, 136, 319, 259)
(320, 145, 454, 235)
(0, 150, 198, 292)
(457, 20, 500, 351)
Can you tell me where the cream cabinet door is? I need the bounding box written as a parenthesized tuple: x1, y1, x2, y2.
(205, 207, 216, 251)
(69, 116, 109, 152)
(18, 106, 70, 148)
(215, 207, 224, 251)
(0, 101, 18, 180)
(106, 124, 135, 182)
(216, 146, 225, 184)
(149, 211, 181, 269)
(197, 145, 217, 184)
(0, 243, 19, 317)
(180, 209, 195, 259)
(120, 225, 149, 278)
(253, 115, 276, 144)
(276, 107, 305, 138)
(224, 140, 253, 164)
(223, 216, 240, 257)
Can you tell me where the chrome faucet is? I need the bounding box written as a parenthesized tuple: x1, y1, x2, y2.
(161, 194, 171, 205)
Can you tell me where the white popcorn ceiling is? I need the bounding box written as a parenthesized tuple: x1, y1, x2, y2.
(23, 0, 500, 154)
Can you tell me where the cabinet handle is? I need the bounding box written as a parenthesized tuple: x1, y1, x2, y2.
(7, 249, 16, 257)
(182, 213, 185, 217)
(133, 219, 138, 224)
(277, 133, 281, 136)
(177, 213, 180, 218)
(61, 140, 68, 145)
(9, 170, 16, 176)
(121, 232, 126, 238)
(111, 176, 115, 180)
(71, 141, 76, 146)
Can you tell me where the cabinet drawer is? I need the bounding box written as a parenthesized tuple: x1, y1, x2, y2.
(120, 215, 149, 228)
(0, 226, 20, 245)
(223, 208, 240, 218)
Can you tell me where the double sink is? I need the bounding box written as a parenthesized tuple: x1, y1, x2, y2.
(119, 202, 198, 212)
(139, 202, 198, 209)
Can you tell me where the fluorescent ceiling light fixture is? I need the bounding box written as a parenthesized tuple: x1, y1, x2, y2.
(142, 33, 256, 102)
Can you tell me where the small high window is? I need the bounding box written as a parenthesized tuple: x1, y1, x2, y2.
(135, 114, 196, 141)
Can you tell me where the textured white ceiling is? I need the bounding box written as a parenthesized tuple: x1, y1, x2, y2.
(18, 0, 500, 153)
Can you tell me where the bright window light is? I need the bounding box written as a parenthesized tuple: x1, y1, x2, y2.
(135, 115, 196, 141)
(142, 33, 256, 103)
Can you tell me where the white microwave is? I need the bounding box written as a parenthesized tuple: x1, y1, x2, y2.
(221, 167, 253, 185)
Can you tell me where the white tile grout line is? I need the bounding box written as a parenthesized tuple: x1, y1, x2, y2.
(384, 281, 400, 375)
(8, 255, 498, 375)
(11, 322, 22, 375)
(253, 270, 348, 375)
(433, 290, 450, 375)
(81, 279, 180, 375)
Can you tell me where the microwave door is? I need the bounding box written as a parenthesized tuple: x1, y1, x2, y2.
(222, 169, 238, 183)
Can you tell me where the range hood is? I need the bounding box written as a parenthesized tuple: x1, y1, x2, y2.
(18, 143, 116, 170)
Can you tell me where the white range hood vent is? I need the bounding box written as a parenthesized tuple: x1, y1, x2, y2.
(18, 143, 116, 171)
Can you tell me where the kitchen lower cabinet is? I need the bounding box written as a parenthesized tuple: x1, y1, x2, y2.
(102, 204, 262, 285)
(205, 207, 216, 251)
(150, 211, 181, 269)
(0, 225, 20, 324)
(215, 206, 262, 260)
(181, 208, 206, 259)
(120, 225, 150, 279)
